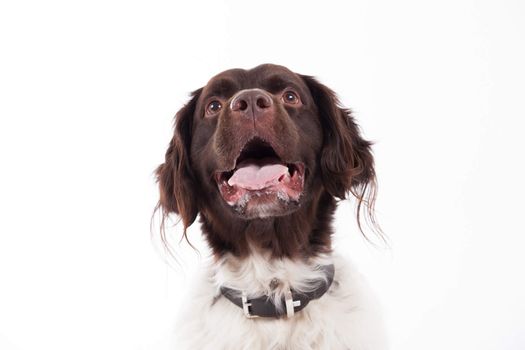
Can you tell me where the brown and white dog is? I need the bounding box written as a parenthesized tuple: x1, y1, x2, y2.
(156, 64, 386, 349)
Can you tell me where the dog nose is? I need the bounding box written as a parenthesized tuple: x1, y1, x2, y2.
(230, 89, 273, 118)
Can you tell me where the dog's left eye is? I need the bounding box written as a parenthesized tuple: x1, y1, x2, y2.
(282, 91, 300, 105)
(206, 100, 222, 116)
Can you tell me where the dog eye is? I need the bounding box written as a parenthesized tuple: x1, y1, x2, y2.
(206, 100, 222, 116)
(282, 91, 300, 105)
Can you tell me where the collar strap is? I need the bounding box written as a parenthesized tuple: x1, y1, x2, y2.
(220, 264, 335, 318)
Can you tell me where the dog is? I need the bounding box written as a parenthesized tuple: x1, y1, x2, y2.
(155, 64, 387, 349)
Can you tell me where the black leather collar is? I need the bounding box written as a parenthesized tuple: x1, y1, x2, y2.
(220, 264, 335, 318)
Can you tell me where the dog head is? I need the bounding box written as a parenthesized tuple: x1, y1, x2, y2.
(156, 64, 377, 257)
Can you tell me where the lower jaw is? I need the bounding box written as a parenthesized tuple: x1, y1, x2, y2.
(223, 189, 302, 219)
(235, 200, 301, 219)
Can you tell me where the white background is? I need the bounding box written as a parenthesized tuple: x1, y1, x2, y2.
(1, 0, 524, 349)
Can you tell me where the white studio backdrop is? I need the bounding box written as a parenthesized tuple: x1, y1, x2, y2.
(0, 0, 524, 349)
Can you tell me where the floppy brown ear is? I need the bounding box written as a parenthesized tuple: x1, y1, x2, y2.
(301, 75, 380, 236)
(301, 75, 376, 202)
(155, 89, 202, 229)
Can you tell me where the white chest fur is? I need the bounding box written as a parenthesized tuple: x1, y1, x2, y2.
(171, 252, 387, 350)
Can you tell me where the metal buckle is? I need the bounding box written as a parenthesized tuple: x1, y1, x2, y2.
(284, 290, 301, 318)
(241, 291, 259, 318)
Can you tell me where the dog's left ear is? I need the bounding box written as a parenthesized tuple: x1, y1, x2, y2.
(301, 75, 376, 200)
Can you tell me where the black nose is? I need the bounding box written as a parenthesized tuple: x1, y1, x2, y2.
(230, 89, 273, 117)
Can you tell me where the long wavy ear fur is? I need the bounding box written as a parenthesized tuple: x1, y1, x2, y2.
(155, 89, 202, 244)
(301, 75, 381, 238)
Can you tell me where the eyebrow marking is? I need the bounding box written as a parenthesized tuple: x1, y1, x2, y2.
(261, 75, 300, 93)
(206, 78, 238, 98)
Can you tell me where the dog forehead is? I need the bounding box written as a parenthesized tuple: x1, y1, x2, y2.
(204, 64, 302, 91)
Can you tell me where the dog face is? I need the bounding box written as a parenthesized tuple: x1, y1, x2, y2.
(156, 64, 376, 257)
(193, 65, 323, 219)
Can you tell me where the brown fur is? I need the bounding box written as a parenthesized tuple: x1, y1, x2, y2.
(156, 64, 378, 259)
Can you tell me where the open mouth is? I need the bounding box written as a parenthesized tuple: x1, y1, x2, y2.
(215, 138, 305, 208)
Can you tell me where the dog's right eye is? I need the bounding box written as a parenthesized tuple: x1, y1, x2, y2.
(206, 100, 222, 116)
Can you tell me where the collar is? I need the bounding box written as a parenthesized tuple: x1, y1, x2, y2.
(219, 264, 335, 319)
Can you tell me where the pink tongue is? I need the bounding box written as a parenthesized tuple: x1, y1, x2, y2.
(228, 161, 289, 190)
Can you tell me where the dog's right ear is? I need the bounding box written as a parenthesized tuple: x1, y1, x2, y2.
(155, 88, 202, 229)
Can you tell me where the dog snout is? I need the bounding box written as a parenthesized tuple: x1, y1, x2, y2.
(230, 89, 273, 119)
